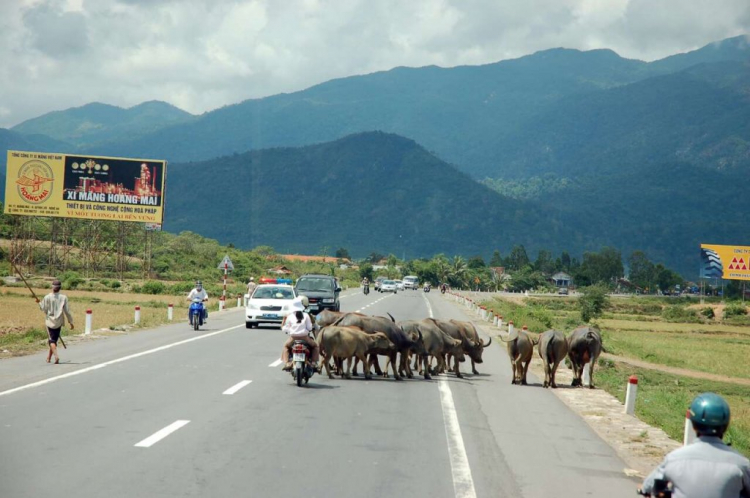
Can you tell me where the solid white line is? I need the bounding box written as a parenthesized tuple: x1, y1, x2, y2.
(0, 324, 244, 398)
(425, 292, 476, 498)
(134, 420, 190, 448)
(269, 359, 283, 367)
(222, 380, 252, 395)
(438, 380, 477, 498)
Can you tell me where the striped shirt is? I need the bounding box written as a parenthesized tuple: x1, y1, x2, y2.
(39, 292, 74, 330)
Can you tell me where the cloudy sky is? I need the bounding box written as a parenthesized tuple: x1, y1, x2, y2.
(1, 0, 748, 128)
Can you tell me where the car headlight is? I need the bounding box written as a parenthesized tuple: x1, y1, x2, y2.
(282, 305, 289, 312)
(322, 298, 334, 304)
(248, 303, 259, 310)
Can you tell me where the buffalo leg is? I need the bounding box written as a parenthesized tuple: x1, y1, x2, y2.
(421, 355, 432, 379)
(389, 352, 402, 380)
(521, 360, 530, 385)
(370, 354, 384, 377)
(471, 359, 479, 375)
(323, 353, 335, 379)
(362, 353, 372, 380)
(550, 360, 560, 388)
(344, 357, 352, 380)
(454, 356, 463, 379)
(352, 357, 360, 376)
(588, 360, 596, 389)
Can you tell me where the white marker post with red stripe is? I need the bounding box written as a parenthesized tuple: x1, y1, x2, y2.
(85, 309, 92, 335)
(168, 304, 173, 321)
(624, 375, 638, 415)
(134, 306, 141, 324)
(217, 255, 234, 312)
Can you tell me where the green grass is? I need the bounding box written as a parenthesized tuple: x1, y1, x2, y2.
(595, 361, 750, 458)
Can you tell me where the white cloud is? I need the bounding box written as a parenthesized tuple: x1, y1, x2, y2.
(0, 0, 748, 128)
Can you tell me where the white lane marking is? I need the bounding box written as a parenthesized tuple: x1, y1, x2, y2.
(268, 359, 283, 368)
(223, 380, 252, 395)
(134, 420, 190, 448)
(424, 290, 477, 498)
(355, 293, 392, 313)
(0, 325, 244, 398)
(438, 380, 477, 498)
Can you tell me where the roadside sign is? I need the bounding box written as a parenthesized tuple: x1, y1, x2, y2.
(218, 255, 234, 271)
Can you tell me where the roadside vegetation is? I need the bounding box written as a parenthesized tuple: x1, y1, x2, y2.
(478, 292, 750, 458)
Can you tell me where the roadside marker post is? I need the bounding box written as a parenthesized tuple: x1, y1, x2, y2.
(134, 306, 141, 325)
(168, 304, 173, 321)
(237, 295, 241, 308)
(624, 375, 638, 415)
(508, 321, 514, 336)
(85, 309, 92, 335)
(683, 409, 697, 445)
(583, 363, 591, 387)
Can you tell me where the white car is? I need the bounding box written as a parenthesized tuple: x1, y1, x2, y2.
(394, 280, 405, 291)
(245, 284, 300, 328)
(380, 280, 397, 293)
(403, 276, 419, 290)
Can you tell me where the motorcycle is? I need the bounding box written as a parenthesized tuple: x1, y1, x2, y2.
(440, 285, 446, 294)
(363, 284, 370, 295)
(189, 298, 206, 331)
(637, 479, 672, 498)
(290, 340, 315, 387)
(423, 284, 430, 293)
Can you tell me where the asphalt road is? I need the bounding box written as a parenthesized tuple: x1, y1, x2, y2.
(0, 289, 639, 497)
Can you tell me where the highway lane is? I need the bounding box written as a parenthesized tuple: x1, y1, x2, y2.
(0, 288, 639, 497)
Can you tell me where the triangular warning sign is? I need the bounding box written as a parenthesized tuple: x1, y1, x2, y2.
(728, 263, 736, 270)
(742, 264, 748, 271)
(732, 257, 739, 264)
(740, 257, 746, 265)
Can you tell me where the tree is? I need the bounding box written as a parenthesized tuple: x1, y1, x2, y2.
(489, 250, 503, 267)
(367, 252, 385, 264)
(534, 249, 554, 274)
(448, 256, 468, 287)
(560, 251, 571, 270)
(335, 247, 351, 260)
(628, 250, 655, 289)
(359, 263, 374, 281)
(578, 284, 610, 323)
(576, 247, 623, 286)
(467, 255, 486, 269)
(508, 245, 530, 271)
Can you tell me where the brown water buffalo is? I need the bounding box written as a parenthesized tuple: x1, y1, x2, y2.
(317, 326, 395, 380)
(537, 330, 568, 388)
(567, 326, 603, 388)
(500, 327, 537, 385)
(400, 319, 463, 379)
(449, 319, 491, 374)
(315, 309, 347, 328)
(333, 313, 416, 380)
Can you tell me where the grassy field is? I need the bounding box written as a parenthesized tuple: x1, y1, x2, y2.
(479, 293, 750, 458)
(0, 285, 236, 356)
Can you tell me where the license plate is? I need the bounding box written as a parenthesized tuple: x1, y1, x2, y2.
(309, 305, 319, 310)
(293, 353, 306, 361)
(262, 314, 278, 318)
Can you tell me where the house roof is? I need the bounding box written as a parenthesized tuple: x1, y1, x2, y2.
(551, 272, 572, 280)
(279, 254, 352, 264)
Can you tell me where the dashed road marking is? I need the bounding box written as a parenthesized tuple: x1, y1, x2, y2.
(134, 420, 190, 448)
(268, 359, 283, 368)
(223, 380, 252, 395)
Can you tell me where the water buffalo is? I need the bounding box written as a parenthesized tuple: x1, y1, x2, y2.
(333, 313, 416, 380)
(500, 327, 537, 385)
(315, 309, 347, 328)
(400, 319, 464, 379)
(537, 330, 568, 388)
(317, 326, 395, 380)
(449, 319, 491, 374)
(567, 326, 603, 388)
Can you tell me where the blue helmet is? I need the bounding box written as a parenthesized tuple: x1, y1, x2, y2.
(689, 392, 730, 436)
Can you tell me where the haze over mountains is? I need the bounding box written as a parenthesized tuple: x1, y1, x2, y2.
(2, 35, 750, 276)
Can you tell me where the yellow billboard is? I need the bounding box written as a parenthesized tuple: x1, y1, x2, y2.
(4, 150, 166, 223)
(700, 244, 750, 281)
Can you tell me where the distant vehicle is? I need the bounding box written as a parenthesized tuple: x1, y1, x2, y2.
(246, 284, 298, 328)
(374, 276, 386, 291)
(558, 287, 569, 295)
(403, 275, 419, 290)
(394, 279, 405, 291)
(295, 274, 341, 313)
(380, 280, 397, 293)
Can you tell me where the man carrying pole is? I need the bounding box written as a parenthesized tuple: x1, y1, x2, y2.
(36, 279, 74, 364)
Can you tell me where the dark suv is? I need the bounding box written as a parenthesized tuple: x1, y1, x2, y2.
(295, 274, 341, 313)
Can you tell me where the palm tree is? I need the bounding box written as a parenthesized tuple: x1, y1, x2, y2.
(449, 256, 468, 287)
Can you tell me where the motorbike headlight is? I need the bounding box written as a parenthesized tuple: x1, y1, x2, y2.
(322, 298, 334, 304)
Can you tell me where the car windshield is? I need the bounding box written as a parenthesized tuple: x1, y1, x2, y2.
(252, 287, 294, 300)
(384, 280, 395, 285)
(296, 278, 334, 291)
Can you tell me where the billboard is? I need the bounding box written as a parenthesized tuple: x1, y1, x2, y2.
(700, 244, 750, 281)
(4, 150, 166, 223)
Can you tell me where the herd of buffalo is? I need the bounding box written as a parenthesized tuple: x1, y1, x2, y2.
(309, 309, 604, 388)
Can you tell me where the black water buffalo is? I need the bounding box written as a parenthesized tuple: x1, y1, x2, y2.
(317, 326, 395, 380)
(567, 326, 603, 388)
(399, 319, 463, 379)
(537, 330, 568, 388)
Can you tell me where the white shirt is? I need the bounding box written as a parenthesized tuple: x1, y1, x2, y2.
(282, 312, 313, 338)
(39, 292, 74, 329)
(187, 288, 208, 301)
(642, 436, 750, 498)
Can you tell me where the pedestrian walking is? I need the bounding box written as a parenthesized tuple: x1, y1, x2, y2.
(246, 277, 257, 296)
(36, 279, 74, 364)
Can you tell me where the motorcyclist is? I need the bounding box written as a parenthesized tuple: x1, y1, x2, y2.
(440, 283, 447, 293)
(362, 277, 369, 294)
(639, 392, 750, 498)
(281, 296, 320, 372)
(186, 280, 208, 323)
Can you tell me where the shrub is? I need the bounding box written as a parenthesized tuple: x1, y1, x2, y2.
(578, 284, 610, 323)
(723, 303, 747, 319)
(140, 280, 166, 295)
(109, 280, 121, 289)
(661, 306, 701, 323)
(59, 271, 83, 290)
(699, 307, 715, 319)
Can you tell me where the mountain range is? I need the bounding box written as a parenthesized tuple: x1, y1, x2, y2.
(2, 35, 750, 276)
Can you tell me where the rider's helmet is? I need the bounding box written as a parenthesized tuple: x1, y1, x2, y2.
(301, 296, 309, 307)
(249, 277, 254, 282)
(689, 392, 731, 436)
(195, 280, 202, 289)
